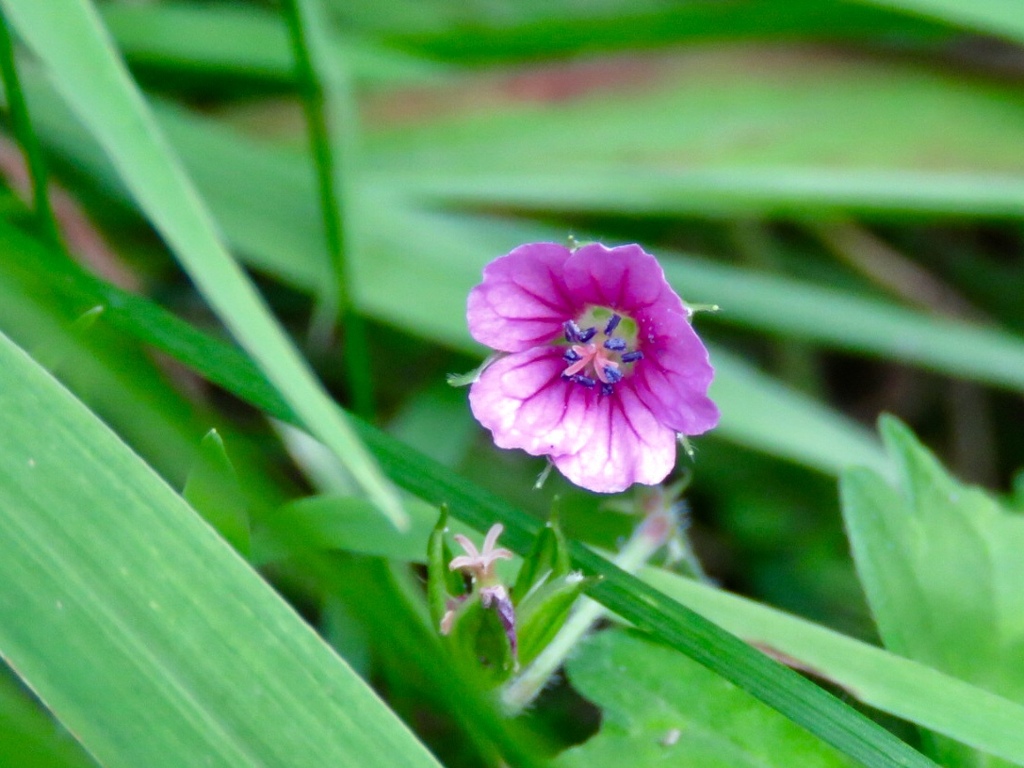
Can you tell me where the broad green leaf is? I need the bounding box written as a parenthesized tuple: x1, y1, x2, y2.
(2, 0, 406, 527)
(0, 329, 440, 767)
(841, 416, 1024, 766)
(183, 429, 250, 556)
(555, 629, 856, 768)
(644, 568, 1024, 767)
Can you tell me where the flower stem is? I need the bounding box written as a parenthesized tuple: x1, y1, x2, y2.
(280, 0, 374, 418)
(501, 504, 678, 715)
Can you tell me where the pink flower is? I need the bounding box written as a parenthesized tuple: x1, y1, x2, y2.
(467, 242, 719, 493)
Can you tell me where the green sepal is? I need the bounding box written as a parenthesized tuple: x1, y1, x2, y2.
(446, 594, 516, 686)
(516, 573, 598, 668)
(183, 429, 250, 556)
(512, 503, 571, 601)
(427, 505, 459, 630)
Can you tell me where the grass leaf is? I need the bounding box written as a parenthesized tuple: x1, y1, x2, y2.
(0, 329, 440, 767)
(1, 0, 406, 527)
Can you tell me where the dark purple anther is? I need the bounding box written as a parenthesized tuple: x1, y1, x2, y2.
(601, 383, 615, 396)
(603, 367, 624, 384)
(564, 320, 581, 343)
(574, 375, 596, 388)
(621, 350, 644, 363)
(604, 337, 627, 352)
(577, 327, 597, 343)
(563, 349, 582, 363)
(604, 314, 622, 335)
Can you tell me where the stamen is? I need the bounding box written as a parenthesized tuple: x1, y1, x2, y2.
(564, 320, 581, 343)
(604, 337, 627, 352)
(604, 314, 621, 335)
(574, 375, 596, 388)
(577, 327, 597, 343)
(601, 383, 615, 396)
(621, 350, 644, 363)
(603, 366, 624, 384)
(563, 349, 582, 363)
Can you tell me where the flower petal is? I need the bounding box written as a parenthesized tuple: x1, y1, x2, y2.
(563, 243, 684, 314)
(467, 243, 577, 352)
(552, 387, 677, 493)
(482, 523, 506, 555)
(452, 533, 479, 558)
(632, 307, 720, 435)
(469, 347, 598, 459)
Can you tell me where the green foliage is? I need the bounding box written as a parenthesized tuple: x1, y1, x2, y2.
(556, 629, 857, 768)
(842, 417, 1024, 766)
(0, 329, 440, 767)
(646, 568, 1024, 765)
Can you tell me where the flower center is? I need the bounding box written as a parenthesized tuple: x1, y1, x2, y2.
(560, 309, 643, 396)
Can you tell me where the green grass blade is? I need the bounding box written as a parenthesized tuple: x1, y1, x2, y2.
(342, 0, 950, 60)
(101, 1, 443, 86)
(849, 0, 1024, 46)
(1, 0, 406, 527)
(0, 329, 441, 768)
(403, 168, 1024, 221)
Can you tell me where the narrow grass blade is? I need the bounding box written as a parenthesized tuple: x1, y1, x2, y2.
(1, 0, 406, 527)
(101, 1, 443, 85)
(403, 168, 1024, 221)
(849, 0, 1024, 46)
